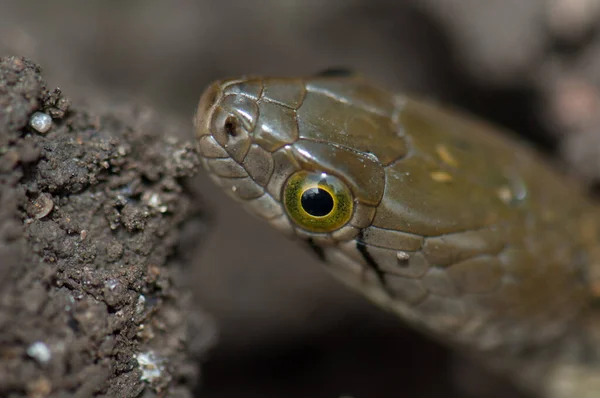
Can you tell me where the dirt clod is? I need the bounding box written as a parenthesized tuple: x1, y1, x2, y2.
(0, 56, 215, 397)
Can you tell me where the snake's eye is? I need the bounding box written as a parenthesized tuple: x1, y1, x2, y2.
(283, 171, 354, 232)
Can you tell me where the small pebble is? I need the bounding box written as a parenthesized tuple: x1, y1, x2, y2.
(27, 341, 51, 364)
(136, 295, 146, 314)
(28, 193, 54, 219)
(29, 112, 52, 134)
(145, 192, 168, 213)
(105, 279, 119, 290)
(135, 351, 165, 383)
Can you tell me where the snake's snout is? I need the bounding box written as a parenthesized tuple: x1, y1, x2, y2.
(195, 79, 261, 167)
(195, 79, 286, 225)
(194, 81, 222, 139)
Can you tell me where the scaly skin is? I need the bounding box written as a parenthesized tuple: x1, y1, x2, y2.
(194, 75, 600, 397)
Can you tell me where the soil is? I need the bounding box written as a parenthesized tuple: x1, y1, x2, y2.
(2, 1, 600, 397)
(0, 56, 215, 397)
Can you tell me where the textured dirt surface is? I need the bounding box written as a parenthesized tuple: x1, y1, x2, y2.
(2, 1, 600, 397)
(0, 56, 215, 397)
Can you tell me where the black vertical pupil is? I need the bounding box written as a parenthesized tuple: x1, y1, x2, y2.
(301, 187, 334, 217)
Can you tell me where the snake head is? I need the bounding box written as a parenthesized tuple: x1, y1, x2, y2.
(195, 76, 404, 245)
(195, 75, 593, 353)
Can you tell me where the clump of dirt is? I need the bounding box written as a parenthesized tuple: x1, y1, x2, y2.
(0, 56, 215, 397)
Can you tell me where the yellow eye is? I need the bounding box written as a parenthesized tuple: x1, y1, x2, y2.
(283, 171, 354, 232)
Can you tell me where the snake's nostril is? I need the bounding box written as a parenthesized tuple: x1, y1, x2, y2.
(224, 116, 240, 138)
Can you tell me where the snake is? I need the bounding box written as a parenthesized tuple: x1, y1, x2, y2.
(194, 73, 600, 397)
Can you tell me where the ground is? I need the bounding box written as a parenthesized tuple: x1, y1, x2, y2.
(2, 1, 600, 397)
(0, 56, 215, 397)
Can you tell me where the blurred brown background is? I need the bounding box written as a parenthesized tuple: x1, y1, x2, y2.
(3, 1, 600, 397)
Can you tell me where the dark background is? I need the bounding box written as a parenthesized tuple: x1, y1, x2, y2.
(3, 1, 600, 397)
